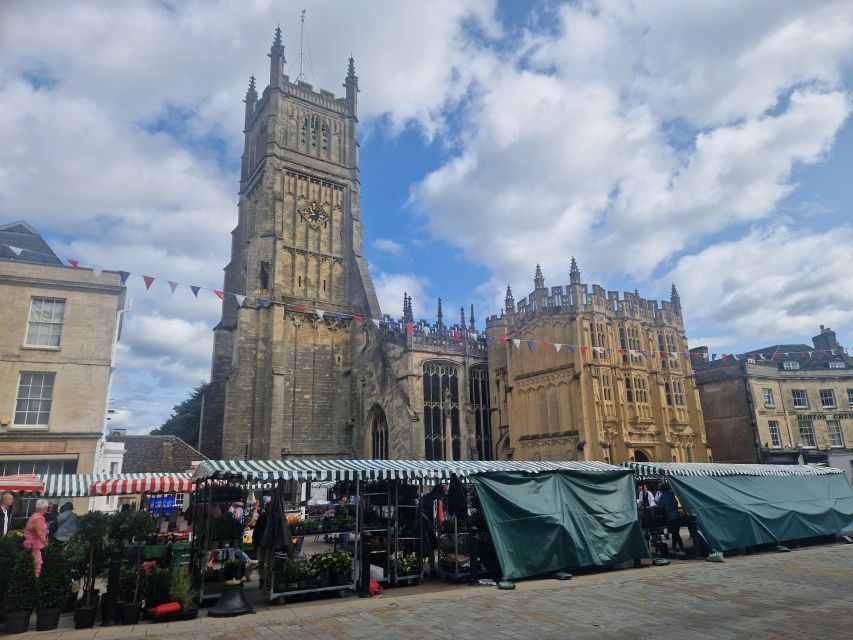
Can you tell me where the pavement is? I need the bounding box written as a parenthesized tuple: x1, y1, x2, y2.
(18, 543, 853, 640)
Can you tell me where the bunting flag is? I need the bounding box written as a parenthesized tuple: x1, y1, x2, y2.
(513, 339, 521, 349)
(354, 315, 364, 325)
(211, 290, 223, 300)
(68, 259, 81, 268)
(119, 271, 131, 285)
(569, 345, 575, 352)
(454, 331, 462, 340)
(234, 294, 246, 307)
(555, 344, 562, 352)
(371, 319, 381, 328)
(406, 323, 414, 334)
(527, 340, 534, 351)
(190, 285, 201, 297)
(257, 299, 269, 308)
(92, 266, 103, 280)
(294, 305, 305, 312)
(542, 342, 549, 350)
(581, 346, 588, 354)
(143, 275, 155, 290)
(168, 280, 179, 293)
(8, 246, 23, 256)
(335, 312, 344, 322)
(499, 337, 508, 343)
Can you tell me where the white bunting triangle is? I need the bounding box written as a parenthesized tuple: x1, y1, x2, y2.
(92, 265, 103, 280)
(167, 280, 178, 293)
(316, 310, 325, 319)
(554, 344, 562, 352)
(512, 339, 521, 349)
(235, 294, 246, 307)
(371, 319, 381, 328)
(8, 246, 23, 256)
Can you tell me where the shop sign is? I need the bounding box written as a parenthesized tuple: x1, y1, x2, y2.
(832, 412, 853, 420)
(798, 413, 827, 420)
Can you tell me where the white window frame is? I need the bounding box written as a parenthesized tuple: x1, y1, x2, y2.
(819, 389, 836, 409)
(798, 419, 817, 448)
(24, 297, 66, 348)
(848, 388, 853, 407)
(783, 360, 800, 370)
(791, 389, 809, 409)
(13, 372, 55, 428)
(768, 420, 782, 448)
(827, 420, 844, 448)
(762, 388, 774, 407)
(828, 361, 845, 369)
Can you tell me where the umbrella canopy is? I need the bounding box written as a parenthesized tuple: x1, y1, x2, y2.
(0, 474, 44, 492)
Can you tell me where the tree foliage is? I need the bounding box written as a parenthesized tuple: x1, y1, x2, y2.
(149, 382, 208, 446)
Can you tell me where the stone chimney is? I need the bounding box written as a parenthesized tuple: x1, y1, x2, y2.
(812, 325, 840, 352)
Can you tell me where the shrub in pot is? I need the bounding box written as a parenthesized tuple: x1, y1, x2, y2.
(331, 551, 353, 584)
(68, 511, 112, 628)
(0, 534, 26, 623)
(169, 567, 197, 613)
(144, 564, 172, 609)
(282, 559, 300, 591)
(110, 510, 156, 546)
(35, 545, 71, 631)
(117, 563, 145, 625)
(4, 549, 36, 634)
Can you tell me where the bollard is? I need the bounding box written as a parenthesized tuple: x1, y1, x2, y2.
(359, 532, 372, 598)
(468, 526, 478, 586)
(102, 548, 122, 626)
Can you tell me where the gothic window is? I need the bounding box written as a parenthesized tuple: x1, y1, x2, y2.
(601, 372, 613, 402)
(619, 327, 628, 364)
(673, 380, 685, 406)
(310, 114, 320, 148)
(301, 116, 308, 146)
(666, 334, 680, 369)
(321, 122, 329, 152)
(423, 362, 460, 460)
(469, 366, 492, 460)
(658, 334, 667, 369)
(370, 407, 388, 460)
(537, 387, 548, 434)
(665, 381, 672, 406)
(625, 376, 633, 403)
(634, 375, 648, 403)
(259, 261, 269, 290)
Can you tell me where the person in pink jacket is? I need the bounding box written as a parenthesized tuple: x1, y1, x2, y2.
(23, 499, 50, 577)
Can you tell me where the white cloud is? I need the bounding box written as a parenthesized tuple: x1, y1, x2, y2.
(372, 238, 404, 256)
(664, 225, 853, 349)
(373, 272, 431, 320)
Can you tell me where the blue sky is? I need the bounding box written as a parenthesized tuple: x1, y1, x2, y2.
(1, 0, 852, 432)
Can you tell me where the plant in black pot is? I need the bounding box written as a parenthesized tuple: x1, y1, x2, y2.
(168, 567, 197, 617)
(35, 545, 71, 631)
(69, 511, 113, 629)
(282, 559, 300, 591)
(4, 549, 36, 634)
(117, 563, 145, 625)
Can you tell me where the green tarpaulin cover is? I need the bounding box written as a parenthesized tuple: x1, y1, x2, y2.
(668, 474, 853, 552)
(473, 470, 649, 580)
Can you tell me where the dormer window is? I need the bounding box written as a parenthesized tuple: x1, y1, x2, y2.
(829, 361, 845, 369)
(783, 360, 800, 370)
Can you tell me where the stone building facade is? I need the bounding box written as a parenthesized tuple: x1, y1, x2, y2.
(485, 262, 710, 464)
(693, 326, 853, 477)
(0, 221, 125, 494)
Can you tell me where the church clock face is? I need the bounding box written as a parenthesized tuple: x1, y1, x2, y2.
(300, 201, 329, 229)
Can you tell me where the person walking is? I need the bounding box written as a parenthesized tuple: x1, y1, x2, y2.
(252, 502, 269, 585)
(1, 491, 13, 536)
(24, 499, 50, 577)
(657, 484, 684, 554)
(55, 502, 78, 544)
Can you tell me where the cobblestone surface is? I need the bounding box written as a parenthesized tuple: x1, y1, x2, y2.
(40, 544, 853, 640)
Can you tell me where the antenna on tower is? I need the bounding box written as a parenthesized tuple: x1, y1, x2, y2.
(296, 8, 307, 82)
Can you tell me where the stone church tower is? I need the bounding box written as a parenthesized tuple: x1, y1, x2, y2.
(200, 29, 382, 460)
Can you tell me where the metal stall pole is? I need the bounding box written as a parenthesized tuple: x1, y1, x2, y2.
(468, 526, 478, 586)
(359, 532, 372, 597)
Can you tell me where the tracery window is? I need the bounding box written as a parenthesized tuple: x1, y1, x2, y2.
(469, 366, 492, 460)
(423, 362, 460, 460)
(371, 407, 388, 460)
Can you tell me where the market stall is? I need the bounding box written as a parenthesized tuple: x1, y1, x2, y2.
(623, 462, 853, 554)
(472, 466, 650, 580)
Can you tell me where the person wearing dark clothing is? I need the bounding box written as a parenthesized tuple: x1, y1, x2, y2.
(656, 484, 684, 553)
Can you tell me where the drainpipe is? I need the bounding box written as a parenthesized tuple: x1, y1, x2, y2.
(741, 361, 763, 463)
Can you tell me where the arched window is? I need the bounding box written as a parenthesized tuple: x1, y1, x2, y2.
(370, 407, 388, 460)
(469, 366, 492, 460)
(423, 362, 460, 460)
(633, 450, 650, 463)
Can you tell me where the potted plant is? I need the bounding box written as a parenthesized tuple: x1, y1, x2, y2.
(143, 564, 172, 610)
(310, 553, 332, 588)
(111, 511, 155, 546)
(70, 511, 112, 628)
(0, 534, 25, 624)
(282, 560, 300, 591)
(331, 551, 352, 585)
(118, 563, 145, 625)
(34, 546, 71, 631)
(4, 549, 36, 634)
(168, 567, 197, 616)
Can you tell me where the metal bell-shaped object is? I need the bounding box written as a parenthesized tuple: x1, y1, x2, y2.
(208, 580, 253, 617)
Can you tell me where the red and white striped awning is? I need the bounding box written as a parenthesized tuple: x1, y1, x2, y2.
(0, 474, 45, 492)
(89, 474, 193, 496)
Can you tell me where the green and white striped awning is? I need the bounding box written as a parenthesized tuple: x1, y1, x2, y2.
(191, 459, 623, 482)
(622, 462, 843, 478)
(39, 473, 193, 497)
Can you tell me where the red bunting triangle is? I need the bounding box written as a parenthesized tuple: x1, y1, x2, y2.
(542, 342, 549, 350)
(213, 290, 224, 300)
(68, 259, 81, 269)
(499, 337, 508, 343)
(294, 305, 305, 312)
(580, 346, 587, 354)
(143, 275, 155, 290)
(617, 349, 625, 354)
(354, 315, 364, 324)
(406, 323, 414, 334)
(454, 331, 462, 341)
